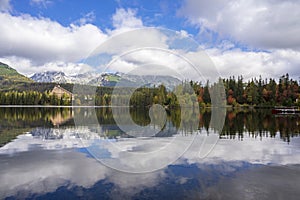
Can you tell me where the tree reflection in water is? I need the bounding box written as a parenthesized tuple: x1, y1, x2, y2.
(0, 107, 299, 146)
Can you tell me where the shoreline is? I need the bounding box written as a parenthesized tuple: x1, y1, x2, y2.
(0, 105, 117, 108)
(0, 105, 298, 109)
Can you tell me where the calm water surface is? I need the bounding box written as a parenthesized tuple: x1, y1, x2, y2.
(0, 107, 299, 200)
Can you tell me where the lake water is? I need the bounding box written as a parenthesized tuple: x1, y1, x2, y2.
(0, 107, 300, 199)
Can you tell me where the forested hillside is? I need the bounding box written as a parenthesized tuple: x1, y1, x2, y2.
(0, 62, 33, 91)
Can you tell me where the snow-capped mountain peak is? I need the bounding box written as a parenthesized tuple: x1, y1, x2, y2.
(29, 71, 181, 89)
(30, 71, 70, 84)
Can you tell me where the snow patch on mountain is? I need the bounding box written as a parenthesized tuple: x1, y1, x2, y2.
(30, 71, 181, 89)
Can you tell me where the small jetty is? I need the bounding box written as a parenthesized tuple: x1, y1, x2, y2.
(272, 107, 300, 115)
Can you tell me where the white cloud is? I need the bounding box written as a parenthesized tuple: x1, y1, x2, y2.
(74, 11, 96, 26)
(206, 48, 300, 80)
(108, 48, 217, 82)
(0, 8, 147, 76)
(89, 27, 299, 82)
(0, 12, 107, 74)
(176, 0, 300, 80)
(0, 4, 298, 81)
(0, 0, 11, 12)
(108, 49, 189, 79)
(178, 0, 300, 50)
(86, 28, 221, 82)
(0, 12, 107, 64)
(0, 56, 32, 75)
(91, 28, 168, 57)
(30, 61, 93, 76)
(0, 56, 93, 76)
(112, 8, 143, 31)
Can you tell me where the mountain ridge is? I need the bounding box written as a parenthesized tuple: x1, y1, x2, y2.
(0, 62, 181, 90)
(30, 70, 181, 89)
(0, 62, 33, 91)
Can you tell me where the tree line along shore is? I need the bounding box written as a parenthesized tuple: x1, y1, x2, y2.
(0, 74, 299, 108)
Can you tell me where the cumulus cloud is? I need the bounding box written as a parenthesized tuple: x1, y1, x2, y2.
(86, 27, 300, 82)
(0, 11, 108, 76)
(0, 56, 33, 75)
(108, 49, 192, 79)
(90, 28, 168, 57)
(111, 8, 143, 32)
(0, 12, 106, 64)
(206, 48, 300, 80)
(0, 3, 298, 81)
(0, 8, 146, 76)
(178, 0, 300, 50)
(0, 56, 94, 76)
(85, 28, 221, 82)
(177, 0, 300, 80)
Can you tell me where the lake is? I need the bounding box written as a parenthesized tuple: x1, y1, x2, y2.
(0, 107, 300, 199)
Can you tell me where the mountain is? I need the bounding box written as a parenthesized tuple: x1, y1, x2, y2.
(30, 71, 122, 86)
(0, 62, 181, 91)
(0, 62, 33, 90)
(30, 71, 71, 84)
(30, 71, 102, 85)
(118, 73, 181, 88)
(30, 71, 181, 89)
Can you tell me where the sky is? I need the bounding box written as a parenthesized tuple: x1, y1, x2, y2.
(0, 0, 299, 81)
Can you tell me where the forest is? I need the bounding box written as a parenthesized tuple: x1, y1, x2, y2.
(0, 74, 299, 107)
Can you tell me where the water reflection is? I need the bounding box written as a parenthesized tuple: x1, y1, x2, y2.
(221, 108, 300, 142)
(0, 107, 300, 199)
(1, 141, 300, 199)
(0, 107, 299, 145)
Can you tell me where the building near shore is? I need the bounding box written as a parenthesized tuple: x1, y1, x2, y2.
(51, 85, 73, 100)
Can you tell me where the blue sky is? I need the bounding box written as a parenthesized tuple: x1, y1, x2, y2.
(10, 0, 197, 35)
(12, 0, 120, 28)
(0, 0, 299, 80)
